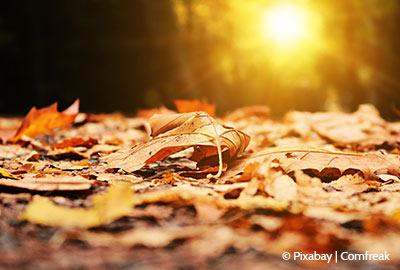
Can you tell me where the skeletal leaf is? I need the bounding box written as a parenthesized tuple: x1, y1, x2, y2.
(20, 183, 135, 228)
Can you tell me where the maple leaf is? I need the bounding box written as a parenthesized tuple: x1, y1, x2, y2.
(11, 100, 79, 141)
(174, 99, 216, 116)
(104, 112, 250, 177)
(20, 183, 135, 228)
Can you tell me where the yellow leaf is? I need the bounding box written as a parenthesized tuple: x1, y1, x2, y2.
(20, 183, 135, 228)
(0, 168, 20, 180)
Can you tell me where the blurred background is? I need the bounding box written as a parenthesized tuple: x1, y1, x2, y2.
(1, 0, 400, 118)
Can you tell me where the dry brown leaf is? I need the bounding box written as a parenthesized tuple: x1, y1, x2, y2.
(174, 99, 216, 116)
(136, 106, 175, 119)
(268, 174, 297, 202)
(285, 104, 398, 146)
(20, 183, 134, 228)
(104, 112, 250, 177)
(251, 148, 400, 179)
(0, 174, 91, 191)
(85, 112, 124, 123)
(0, 117, 22, 142)
(133, 185, 287, 212)
(11, 100, 79, 141)
(224, 105, 270, 121)
(81, 226, 207, 247)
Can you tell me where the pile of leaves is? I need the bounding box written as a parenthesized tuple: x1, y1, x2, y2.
(1, 100, 400, 269)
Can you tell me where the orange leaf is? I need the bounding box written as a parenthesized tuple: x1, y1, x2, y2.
(51, 137, 98, 149)
(11, 100, 79, 141)
(174, 100, 216, 116)
(137, 106, 174, 119)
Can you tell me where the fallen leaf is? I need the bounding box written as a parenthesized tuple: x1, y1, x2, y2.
(85, 112, 124, 123)
(12, 163, 35, 174)
(0, 174, 91, 191)
(0, 168, 20, 179)
(268, 174, 297, 202)
(104, 112, 250, 177)
(136, 106, 174, 119)
(11, 100, 79, 141)
(304, 207, 363, 224)
(254, 148, 400, 179)
(81, 226, 207, 247)
(133, 185, 287, 212)
(174, 99, 216, 116)
(285, 104, 398, 146)
(51, 137, 98, 149)
(20, 183, 134, 228)
(0, 117, 22, 142)
(224, 105, 270, 121)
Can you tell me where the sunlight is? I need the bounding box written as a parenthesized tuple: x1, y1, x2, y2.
(262, 4, 313, 47)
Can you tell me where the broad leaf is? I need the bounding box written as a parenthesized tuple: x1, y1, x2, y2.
(104, 112, 250, 177)
(20, 183, 134, 228)
(11, 100, 79, 141)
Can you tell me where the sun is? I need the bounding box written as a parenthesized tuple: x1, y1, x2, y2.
(262, 4, 312, 46)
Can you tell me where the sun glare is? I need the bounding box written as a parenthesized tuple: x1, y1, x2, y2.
(262, 4, 312, 46)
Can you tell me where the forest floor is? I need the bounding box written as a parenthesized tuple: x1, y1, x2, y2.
(0, 101, 400, 269)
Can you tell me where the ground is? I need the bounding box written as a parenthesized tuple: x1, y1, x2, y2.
(0, 103, 400, 269)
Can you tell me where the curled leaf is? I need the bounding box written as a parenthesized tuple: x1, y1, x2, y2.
(104, 112, 250, 177)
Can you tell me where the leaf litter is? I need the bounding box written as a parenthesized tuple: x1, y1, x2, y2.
(1, 101, 400, 269)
